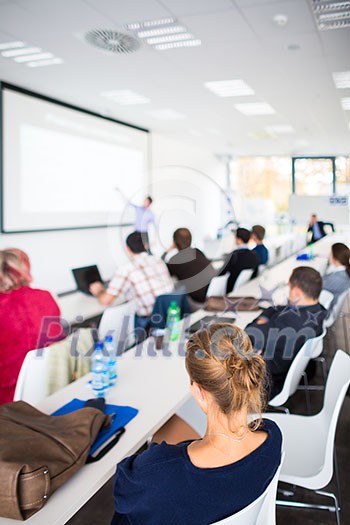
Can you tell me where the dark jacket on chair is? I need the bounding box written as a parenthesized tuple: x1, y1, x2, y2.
(219, 248, 259, 293)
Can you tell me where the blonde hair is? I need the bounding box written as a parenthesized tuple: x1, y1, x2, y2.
(0, 248, 32, 293)
(185, 323, 267, 429)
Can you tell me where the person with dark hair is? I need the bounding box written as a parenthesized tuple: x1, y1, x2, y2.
(307, 213, 335, 243)
(162, 228, 216, 303)
(251, 225, 269, 265)
(219, 228, 259, 293)
(323, 243, 350, 304)
(111, 323, 282, 525)
(245, 266, 327, 399)
(0, 249, 64, 404)
(90, 232, 173, 337)
(115, 189, 155, 251)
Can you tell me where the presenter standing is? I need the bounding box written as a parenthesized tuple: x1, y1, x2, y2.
(116, 189, 155, 252)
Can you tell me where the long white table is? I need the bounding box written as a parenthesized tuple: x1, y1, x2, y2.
(0, 234, 342, 525)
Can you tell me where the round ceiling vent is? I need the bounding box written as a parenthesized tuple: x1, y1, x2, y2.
(85, 29, 140, 54)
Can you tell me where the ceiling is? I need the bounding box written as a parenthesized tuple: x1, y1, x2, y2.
(0, 0, 349, 156)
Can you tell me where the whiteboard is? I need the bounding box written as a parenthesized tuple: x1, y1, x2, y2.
(289, 195, 350, 226)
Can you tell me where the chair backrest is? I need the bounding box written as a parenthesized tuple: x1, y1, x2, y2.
(258, 264, 267, 276)
(324, 289, 349, 328)
(269, 329, 326, 407)
(233, 269, 254, 291)
(98, 301, 136, 350)
(150, 289, 191, 330)
(13, 348, 49, 404)
(206, 273, 230, 298)
(211, 453, 284, 525)
(317, 350, 350, 488)
(319, 289, 334, 310)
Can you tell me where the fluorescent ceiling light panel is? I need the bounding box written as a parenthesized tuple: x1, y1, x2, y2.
(154, 39, 201, 50)
(27, 57, 63, 68)
(313, 1, 350, 11)
(312, 0, 350, 28)
(2, 46, 42, 57)
(333, 71, 350, 88)
(137, 25, 186, 38)
(146, 33, 193, 44)
(265, 125, 295, 134)
(146, 108, 186, 120)
(341, 97, 350, 110)
(101, 90, 150, 105)
(14, 52, 54, 63)
(0, 41, 25, 50)
(126, 18, 176, 30)
(235, 102, 276, 115)
(204, 79, 255, 97)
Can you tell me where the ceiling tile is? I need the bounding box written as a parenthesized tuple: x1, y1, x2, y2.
(159, 0, 233, 17)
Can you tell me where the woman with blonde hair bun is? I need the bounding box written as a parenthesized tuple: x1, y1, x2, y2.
(112, 323, 282, 525)
(0, 248, 64, 404)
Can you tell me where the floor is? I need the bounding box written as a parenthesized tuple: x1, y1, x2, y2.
(68, 338, 349, 525)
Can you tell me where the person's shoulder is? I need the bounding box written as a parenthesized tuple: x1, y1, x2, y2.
(119, 441, 185, 475)
(261, 418, 283, 446)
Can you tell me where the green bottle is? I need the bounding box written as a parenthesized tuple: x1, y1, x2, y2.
(166, 301, 181, 342)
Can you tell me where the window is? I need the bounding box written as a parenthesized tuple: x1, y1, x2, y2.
(292, 157, 335, 196)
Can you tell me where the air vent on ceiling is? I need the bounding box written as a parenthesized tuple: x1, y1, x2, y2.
(85, 29, 140, 54)
(311, 0, 350, 30)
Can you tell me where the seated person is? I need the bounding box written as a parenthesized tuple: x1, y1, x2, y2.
(162, 228, 216, 303)
(0, 248, 64, 404)
(245, 266, 327, 399)
(219, 227, 259, 293)
(251, 224, 269, 265)
(323, 242, 350, 305)
(90, 232, 173, 339)
(111, 323, 282, 525)
(307, 213, 334, 244)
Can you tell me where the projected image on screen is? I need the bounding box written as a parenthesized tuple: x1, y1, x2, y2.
(2, 86, 149, 232)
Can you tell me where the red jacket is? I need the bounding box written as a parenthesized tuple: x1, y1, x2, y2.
(0, 286, 64, 404)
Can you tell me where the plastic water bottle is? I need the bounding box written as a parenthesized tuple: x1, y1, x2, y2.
(309, 243, 314, 260)
(166, 301, 181, 342)
(104, 335, 117, 387)
(91, 341, 109, 397)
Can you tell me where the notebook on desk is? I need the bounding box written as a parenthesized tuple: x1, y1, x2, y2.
(72, 265, 103, 295)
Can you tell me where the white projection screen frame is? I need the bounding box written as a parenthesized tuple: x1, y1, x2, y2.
(0, 83, 150, 233)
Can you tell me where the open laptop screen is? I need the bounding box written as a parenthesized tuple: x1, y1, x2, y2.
(72, 265, 103, 295)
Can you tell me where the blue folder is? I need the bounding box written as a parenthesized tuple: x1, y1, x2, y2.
(52, 398, 138, 455)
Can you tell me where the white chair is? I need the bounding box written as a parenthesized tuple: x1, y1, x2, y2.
(233, 268, 254, 291)
(268, 329, 326, 413)
(98, 301, 136, 352)
(14, 348, 49, 405)
(258, 264, 266, 276)
(324, 289, 349, 329)
(206, 273, 230, 297)
(211, 453, 284, 525)
(319, 289, 334, 310)
(266, 350, 350, 525)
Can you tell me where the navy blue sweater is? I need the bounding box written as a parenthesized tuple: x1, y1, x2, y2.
(112, 419, 282, 525)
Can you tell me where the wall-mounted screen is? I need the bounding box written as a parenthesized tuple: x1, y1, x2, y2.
(1, 84, 149, 233)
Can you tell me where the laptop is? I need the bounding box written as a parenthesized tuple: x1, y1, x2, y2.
(72, 265, 103, 295)
(186, 315, 236, 334)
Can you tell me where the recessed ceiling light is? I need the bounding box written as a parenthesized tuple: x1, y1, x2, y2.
(0, 41, 25, 50)
(311, 0, 350, 29)
(272, 14, 289, 26)
(126, 18, 176, 30)
(26, 57, 63, 68)
(235, 102, 275, 115)
(341, 97, 350, 110)
(14, 52, 54, 63)
(204, 79, 255, 97)
(137, 26, 187, 38)
(1, 46, 42, 57)
(266, 125, 295, 134)
(146, 33, 194, 45)
(333, 71, 350, 88)
(101, 90, 150, 105)
(146, 108, 186, 120)
(154, 39, 201, 50)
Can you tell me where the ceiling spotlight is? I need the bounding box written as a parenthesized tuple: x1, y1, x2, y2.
(272, 14, 289, 26)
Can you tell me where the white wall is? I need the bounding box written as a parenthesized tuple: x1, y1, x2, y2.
(0, 132, 225, 294)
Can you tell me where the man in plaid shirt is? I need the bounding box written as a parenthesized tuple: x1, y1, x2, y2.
(90, 232, 173, 340)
